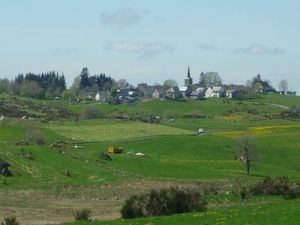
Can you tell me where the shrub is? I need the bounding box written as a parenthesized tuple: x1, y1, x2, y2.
(81, 106, 105, 120)
(251, 177, 300, 199)
(20, 149, 36, 160)
(129, 113, 160, 123)
(182, 112, 207, 119)
(73, 208, 92, 221)
(232, 179, 250, 200)
(99, 152, 112, 161)
(121, 187, 207, 219)
(239, 186, 249, 200)
(1, 215, 20, 225)
(248, 108, 259, 114)
(24, 129, 46, 145)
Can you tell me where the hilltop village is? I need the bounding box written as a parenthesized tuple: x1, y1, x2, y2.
(94, 68, 282, 104)
(0, 67, 296, 106)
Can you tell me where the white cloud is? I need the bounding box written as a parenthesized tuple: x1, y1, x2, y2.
(197, 43, 218, 51)
(107, 41, 175, 59)
(234, 44, 285, 55)
(100, 9, 148, 29)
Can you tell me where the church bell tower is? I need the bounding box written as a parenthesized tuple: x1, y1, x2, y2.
(184, 66, 193, 86)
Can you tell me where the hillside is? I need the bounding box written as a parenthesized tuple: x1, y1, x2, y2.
(0, 93, 300, 224)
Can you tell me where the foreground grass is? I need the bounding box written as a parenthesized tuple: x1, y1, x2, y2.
(64, 197, 300, 225)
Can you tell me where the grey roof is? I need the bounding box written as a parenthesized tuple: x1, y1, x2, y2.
(222, 84, 249, 92)
(153, 87, 165, 94)
(212, 86, 223, 92)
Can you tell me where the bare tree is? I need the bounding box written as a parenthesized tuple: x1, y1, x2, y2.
(279, 79, 289, 93)
(236, 134, 257, 175)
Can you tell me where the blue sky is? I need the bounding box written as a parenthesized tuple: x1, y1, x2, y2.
(0, 0, 299, 92)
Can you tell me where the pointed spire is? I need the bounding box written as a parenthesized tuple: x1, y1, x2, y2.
(187, 66, 191, 78)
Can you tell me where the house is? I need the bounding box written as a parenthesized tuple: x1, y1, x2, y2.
(126, 85, 138, 98)
(179, 86, 192, 97)
(190, 91, 204, 100)
(205, 87, 214, 98)
(212, 86, 224, 98)
(205, 86, 224, 98)
(137, 83, 155, 98)
(223, 85, 249, 99)
(152, 87, 165, 99)
(190, 87, 206, 100)
(165, 86, 182, 99)
(95, 91, 110, 103)
(225, 90, 238, 99)
(253, 74, 277, 93)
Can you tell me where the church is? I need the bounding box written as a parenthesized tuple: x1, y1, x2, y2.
(179, 66, 194, 97)
(184, 66, 193, 86)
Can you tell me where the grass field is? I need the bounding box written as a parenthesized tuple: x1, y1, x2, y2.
(63, 197, 300, 225)
(47, 120, 193, 142)
(0, 93, 300, 224)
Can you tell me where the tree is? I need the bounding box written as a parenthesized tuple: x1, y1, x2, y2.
(116, 79, 128, 89)
(0, 79, 10, 94)
(79, 67, 90, 89)
(279, 79, 289, 93)
(253, 82, 263, 93)
(72, 75, 81, 89)
(20, 81, 45, 98)
(236, 134, 257, 175)
(163, 79, 178, 90)
(199, 72, 222, 87)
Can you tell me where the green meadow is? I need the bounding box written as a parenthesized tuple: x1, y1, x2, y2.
(64, 197, 300, 225)
(0, 93, 300, 224)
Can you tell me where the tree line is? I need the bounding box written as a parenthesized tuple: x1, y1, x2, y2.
(0, 71, 66, 99)
(0, 67, 294, 99)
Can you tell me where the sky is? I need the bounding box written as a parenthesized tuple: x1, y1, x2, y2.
(0, 0, 299, 93)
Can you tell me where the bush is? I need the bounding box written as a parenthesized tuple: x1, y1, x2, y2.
(248, 108, 259, 114)
(239, 186, 249, 200)
(20, 149, 36, 160)
(1, 215, 20, 225)
(99, 151, 112, 161)
(121, 187, 207, 219)
(251, 177, 300, 199)
(81, 106, 105, 120)
(131, 113, 160, 123)
(24, 129, 46, 145)
(73, 208, 92, 221)
(182, 112, 207, 119)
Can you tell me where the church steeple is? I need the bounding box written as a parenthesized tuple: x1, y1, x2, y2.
(185, 66, 193, 86)
(187, 66, 191, 79)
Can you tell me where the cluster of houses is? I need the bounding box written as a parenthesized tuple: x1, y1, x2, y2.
(94, 68, 277, 104)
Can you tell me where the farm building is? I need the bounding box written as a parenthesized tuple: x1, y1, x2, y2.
(165, 86, 182, 99)
(152, 87, 165, 99)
